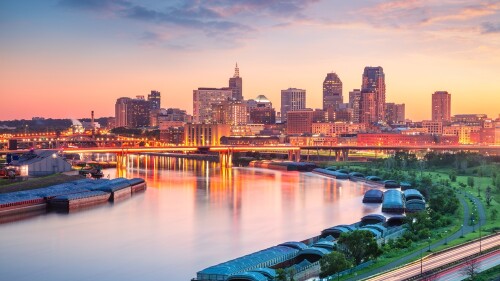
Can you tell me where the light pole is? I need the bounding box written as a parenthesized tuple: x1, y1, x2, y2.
(428, 237, 431, 252)
(461, 224, 464, 238)
(444, 230, 448, 245)
(479, 219, 482, 254)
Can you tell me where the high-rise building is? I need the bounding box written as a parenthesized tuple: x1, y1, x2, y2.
(248, 95, 275, 125)
(359, 92, 376, 125)
(432, 91, 451, 122)
(212, 100, 248, 126)
(193, 88, 232, 124)
(287, 109, 325, 135)
(323, 72, 343, 110)
(349, 89, 362, 123)
(127, 96, 151, 127)
(362, 66, 386, 122)
(114, 96, 151, 128)
(386, 103, 405, 124)
(281, 88, 306, 122)
(184, 123, 231, 146)
(228, 63, 243, 100)
(148, 90, 161, 110)
(115, 97, 131, 127)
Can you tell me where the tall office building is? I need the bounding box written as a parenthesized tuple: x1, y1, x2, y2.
(323, 72, 343, 110)
(359, 92, 376, 125)
(248, 95, 275, 125)
(115, 97, 131, 127)
(386, 103, 405, 124)
(212, 100, 248, 126)
(281, 88, 306, 122)
(228, 63, 243, 100)
(349, 89, 362, 123)
(148, 90, 161, 110)
(432, 91, 451, 122)
(362, 66, 386, 122)
(193, 88, 232, 123)
(127, 96, 151, 127)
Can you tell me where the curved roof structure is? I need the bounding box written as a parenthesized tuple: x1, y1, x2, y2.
(382, 190, 405, 213)
(406, 199, 426, 212)
(227, 272, 268, 281)
(361, 214, 386, 225)
(278, 241, 307, 250)
(387, 215, 406, 226)
(349, 172, 365, 178)
(366, 176, 383, 182)
(296, 247, 331, 263)
(254, 95, 270, 103)
(384, 180, 400, 188)
(404, 189, 424, 201)
(321, 225, 357, 238)
(363, 190, 384, 203)
(249, 268, 276, 279)
(357, 227, 382, 239)
(197, 244, 299, 280)
(312, 240, 337, 251)
(400, 181, 412, 190)
(313, 168, 350, 179)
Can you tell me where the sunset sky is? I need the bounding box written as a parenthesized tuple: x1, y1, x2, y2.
(1, 0, 499, 121)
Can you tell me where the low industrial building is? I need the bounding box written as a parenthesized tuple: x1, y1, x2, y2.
(9, 150, 72, 176)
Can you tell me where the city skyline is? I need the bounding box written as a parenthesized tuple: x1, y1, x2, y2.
(1, 1, 499, 120)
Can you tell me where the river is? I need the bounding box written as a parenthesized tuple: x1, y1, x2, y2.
(0, 155, 381, 281)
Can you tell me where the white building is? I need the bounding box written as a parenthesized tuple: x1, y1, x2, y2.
(10, 150, 72, 177)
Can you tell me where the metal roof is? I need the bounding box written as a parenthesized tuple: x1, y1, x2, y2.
(382, 190, 404, 212)
(226, 272, 268, 281)
(197, 245, 299, 278)
(404, 189, 424, 201)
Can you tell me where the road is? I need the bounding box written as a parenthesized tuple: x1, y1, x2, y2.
(366, 234, 499, 281)
(434, 250, 499, 281)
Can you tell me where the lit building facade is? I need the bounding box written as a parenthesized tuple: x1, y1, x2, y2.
(349, 89, 361, 123)
(228, 63, 243, 100)
(385, 103, 405, 124)
(323, 72, 343, 110)
(115, 97, 131, 127)
(248, 95, 275, 124)
(281, 88, 306, 122)
(286, 109, 325, 135)
(193, 88, 232, 124)
(212, 100, 248, 126)
(312, 122, 365, 137)
(422, 120, 443, 135)
(432, 91, 451, 122)
(184, 123, 231, 146)
(362, 66, 386, 122)
(359, 92, 376, 125)
(148, 90, 161, 110)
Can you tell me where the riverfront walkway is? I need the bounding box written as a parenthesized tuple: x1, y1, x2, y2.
(346, 191, 488, 281)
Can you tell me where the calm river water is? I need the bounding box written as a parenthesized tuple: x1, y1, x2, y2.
(0, 155, 380, 281)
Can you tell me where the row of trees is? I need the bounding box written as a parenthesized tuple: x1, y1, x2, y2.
(319, 230, 382, 278)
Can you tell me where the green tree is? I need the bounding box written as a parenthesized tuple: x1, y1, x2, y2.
(319, 251, 352, 278)
(491, 209, 498, 221)
(276, 269, 287, 281)
(467, 177, 474, 188)
(485, 186, 492, 207)
(338, 230, 383, 265)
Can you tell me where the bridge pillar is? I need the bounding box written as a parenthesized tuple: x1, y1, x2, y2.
(341, 149, 349, 162)
(335, 151, 341, 162)
(287, 150, 301, 162)
(219, 150, 233, 168)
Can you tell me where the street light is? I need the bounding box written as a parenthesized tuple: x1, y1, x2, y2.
(461, 224, 464, 238)
(428, 237, 431, 252)
(444, 230, 448, 245)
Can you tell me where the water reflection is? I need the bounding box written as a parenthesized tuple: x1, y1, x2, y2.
(0, 155, 380, 281)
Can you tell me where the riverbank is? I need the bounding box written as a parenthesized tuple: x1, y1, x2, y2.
(0, 173, 82, 194)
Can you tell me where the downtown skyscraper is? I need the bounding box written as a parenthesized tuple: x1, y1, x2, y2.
(361, 66, 386, 122)
(432, 91, 451, 122)
(322, 72, 343, 110)
(281, 88, 306, 122)
(228, 63, 243, 100)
